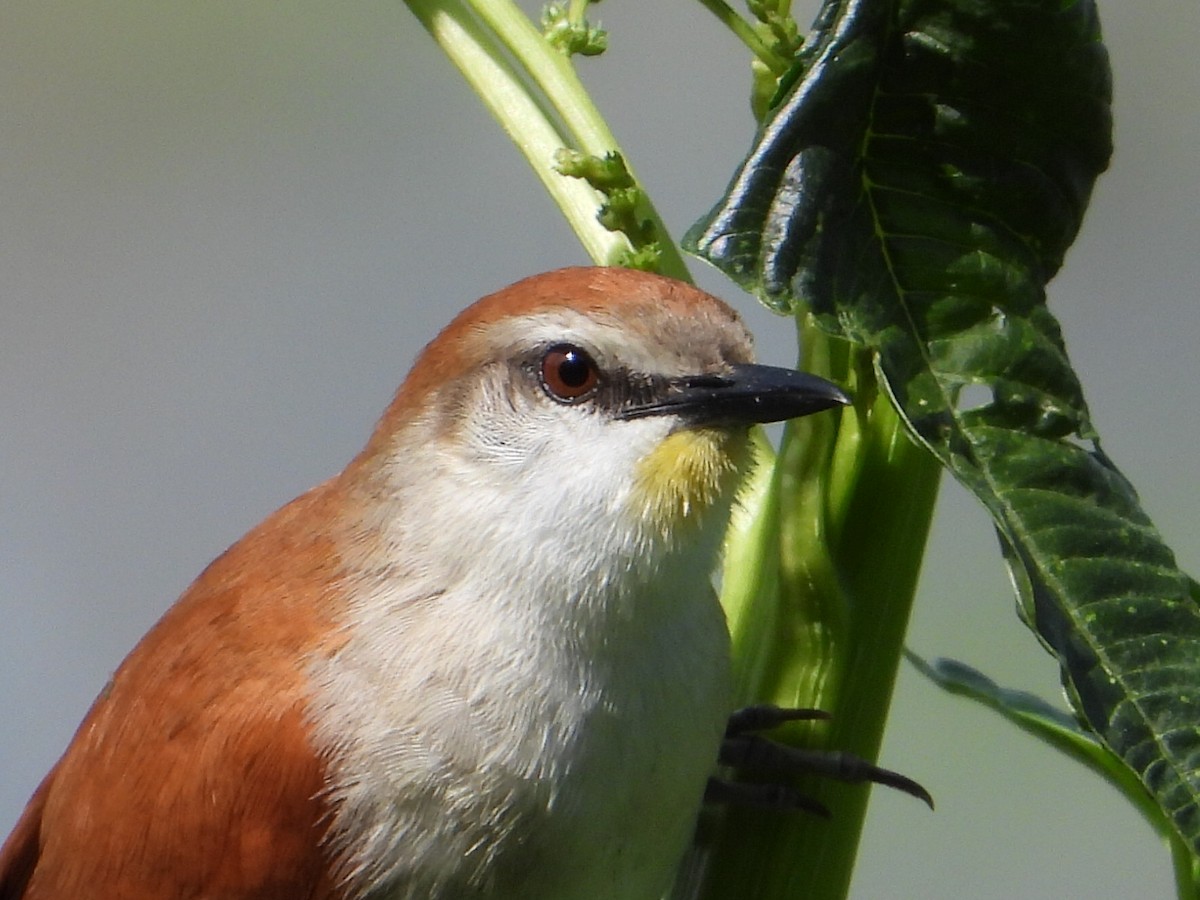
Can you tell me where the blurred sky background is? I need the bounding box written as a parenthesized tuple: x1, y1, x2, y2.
(2, 1, 1197, 896)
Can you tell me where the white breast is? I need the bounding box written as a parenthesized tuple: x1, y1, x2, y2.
(307, 414, 734, 900)
(309, 554, 729, 899)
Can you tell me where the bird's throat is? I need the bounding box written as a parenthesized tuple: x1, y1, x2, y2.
(631, 428, 749, 536)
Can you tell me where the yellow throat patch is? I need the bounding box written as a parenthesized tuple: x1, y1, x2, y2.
(632, 428, 750, 535)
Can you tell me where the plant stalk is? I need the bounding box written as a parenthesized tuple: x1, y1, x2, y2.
(405, 0, 690, 279)
(703, 317, 943, 900)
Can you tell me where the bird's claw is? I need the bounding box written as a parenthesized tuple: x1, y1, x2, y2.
(706, 704, 934, 814)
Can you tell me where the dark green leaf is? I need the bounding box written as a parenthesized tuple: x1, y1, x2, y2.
(686, 0, 1200, 855)
(908, 652, 1200, 882)
(908, 654, 1161, 816)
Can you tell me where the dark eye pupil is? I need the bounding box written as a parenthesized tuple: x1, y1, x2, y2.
(556, 352, 590, 387)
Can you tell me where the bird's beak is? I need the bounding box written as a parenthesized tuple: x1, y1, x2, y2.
(617, 364, 850, 427)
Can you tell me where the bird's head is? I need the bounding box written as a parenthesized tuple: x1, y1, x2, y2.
(347, 267, 848, 579)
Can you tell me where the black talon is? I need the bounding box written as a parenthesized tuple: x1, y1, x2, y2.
(719, 734, 934, 809)
(705, 776, 831, 817)
(707, 705, 934, 813)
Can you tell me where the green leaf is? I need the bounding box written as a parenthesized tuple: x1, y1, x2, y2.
(907, 654, 1150, 805)
(910, 654, 1200, 897)
(686, 0, 1200, 859)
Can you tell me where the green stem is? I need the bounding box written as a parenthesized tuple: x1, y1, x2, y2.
(405, 0, 690, 279)
(405, 0, 625, 264)
(721, 428, 785, 703)
(1171, 833, 1200, 900)
(704, 319, 943, 900)
(567, 0, 589, 24)
(694, 0, 790, 74)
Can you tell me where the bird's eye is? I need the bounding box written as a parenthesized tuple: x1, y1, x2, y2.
(540, 344, 600, 402)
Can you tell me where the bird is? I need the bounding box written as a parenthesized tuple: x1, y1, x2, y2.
(0, 266, 852, 900)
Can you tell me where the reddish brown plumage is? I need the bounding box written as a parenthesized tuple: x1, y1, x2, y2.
(1, 482, 353, 899)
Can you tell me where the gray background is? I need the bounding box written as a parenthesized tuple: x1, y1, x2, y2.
(2, 1, 1196, 896)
